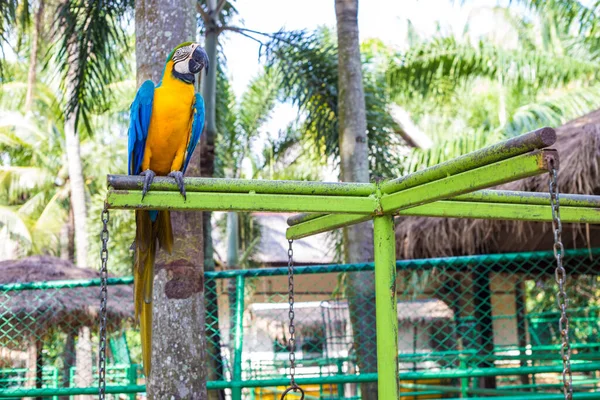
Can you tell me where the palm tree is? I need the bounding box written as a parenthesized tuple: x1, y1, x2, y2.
(0, 0, 133, 267)
(334, 1, 377, 398)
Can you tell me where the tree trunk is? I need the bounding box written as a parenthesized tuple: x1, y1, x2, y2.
(24, 0, 44, 114)
(62, 17, 88, 268)
(335, 1, 378, 398)
(74, 326, 92, 400)
(200, 3, 226, 398)
(64, 121, 88, 267)
(200, 0, 218, 274)
(135, 1, 208, 398)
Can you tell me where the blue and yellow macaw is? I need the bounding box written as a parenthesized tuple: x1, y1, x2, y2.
(127, 42, 208, 376)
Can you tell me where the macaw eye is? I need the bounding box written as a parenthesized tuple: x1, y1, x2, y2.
(173, 46, 191, 61)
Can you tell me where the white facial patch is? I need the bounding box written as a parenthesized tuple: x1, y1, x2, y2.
(174, 60, 191, 75)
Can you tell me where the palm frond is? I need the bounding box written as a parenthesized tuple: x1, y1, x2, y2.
(53, 0, 133, 133)
(0, 0, 17, 77)
(399, 129, 504, 177)
(514, 0, 600, 33)
(30, 191, 65, 254)
(387, 36, 600, 100)
(504, 84, 600, 135)
(0, 165, 55, 205)
(238, 69, 279, 138)
(214, 60, 239, 177)
(0, 205, 33, 247)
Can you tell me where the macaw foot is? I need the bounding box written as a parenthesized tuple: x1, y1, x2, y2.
(140, 169, 156, 200)
(168, 171, 186, 200)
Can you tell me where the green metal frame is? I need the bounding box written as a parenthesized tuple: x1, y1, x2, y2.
(101, 128, 600, 400)
(3, 248, 600, 398)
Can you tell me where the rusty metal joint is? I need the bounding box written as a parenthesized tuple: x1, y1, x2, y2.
(542, 149, 560, 171)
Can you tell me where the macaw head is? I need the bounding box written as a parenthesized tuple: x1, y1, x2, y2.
(167, 42, 209, 84)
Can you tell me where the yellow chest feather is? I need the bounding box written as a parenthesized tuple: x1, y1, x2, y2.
(144, 66, 196, 175)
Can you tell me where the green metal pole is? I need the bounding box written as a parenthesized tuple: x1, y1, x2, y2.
(454, 190, 600, 207)
(107, 190, 377, 214)
(380, 150, 555, 213)
(231, 275, 245, 400)
(459, 355, 469, 398)
(287, 150, 557, 239)
(107, 175, 376, 196)
(396, 201, 600, 223)
(380, 127, 555, 194)
(373, 215, 399, 400)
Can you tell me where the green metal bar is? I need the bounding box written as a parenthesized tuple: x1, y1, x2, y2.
(442, 394, 600, 400)
(288, 150, 556, 239)
(1, 248, 598, 291)
(381, 127, 555, 194)
(381, 150, 555, 214)
(396, 201, 600, 223)
(499, 379, 600, 390)
(287, 212, 328, 226)
(454, 190, 600, 207)
(107, 175, 376, 196)
(373, 215, 399, 400)
(231, 275, 245, 400)
(0, 276, 133, 291)
(287, 130, 558, 227)
(2, 360, 600, 397)
(286, 214, 371, 240)
(106, 190, 377, 214)
(460, 355, 469, 398)
(399, 382, 530, 397)
(0, 385, 147, 397)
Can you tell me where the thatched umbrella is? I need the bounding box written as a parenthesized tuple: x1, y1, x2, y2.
(396, 111, 600, 258)
(0, 255, 133, 395)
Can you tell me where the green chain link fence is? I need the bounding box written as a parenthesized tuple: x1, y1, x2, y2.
(2, 248, 600, 399)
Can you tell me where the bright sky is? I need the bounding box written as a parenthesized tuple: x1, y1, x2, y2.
(221, 0, 509, 98)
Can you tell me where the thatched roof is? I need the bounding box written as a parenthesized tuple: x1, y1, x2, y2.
(248, 299, 453, 326)
(0, 256, 133, 342)
(396, 110, 600, 259)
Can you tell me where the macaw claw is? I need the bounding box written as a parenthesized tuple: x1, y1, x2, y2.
(168, 171, 186, 200)
(140, 169, 156, 200)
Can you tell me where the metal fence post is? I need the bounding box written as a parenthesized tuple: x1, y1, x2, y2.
(231, 275, 245, 400)
(373, 215, 399, 400)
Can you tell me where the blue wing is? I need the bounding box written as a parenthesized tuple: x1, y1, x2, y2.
(181, 93, 205, 174)
(128, 80, 155, 175)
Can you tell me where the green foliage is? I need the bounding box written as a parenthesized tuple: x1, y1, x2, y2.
(383, 5, 600, 174)
(0, 0, 18, 77)
(262, 29, 403, 178)
(54, 0, 133, 132)
(0, 53, 134, 267)
(387, 36, 599, 102)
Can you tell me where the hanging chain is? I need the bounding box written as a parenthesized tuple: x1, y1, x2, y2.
(98, 204, 110, 400)
(280, 240, 304, 400)
(548, 160, 573, 400)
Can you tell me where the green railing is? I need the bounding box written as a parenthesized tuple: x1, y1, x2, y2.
(1, 248, 600, 398)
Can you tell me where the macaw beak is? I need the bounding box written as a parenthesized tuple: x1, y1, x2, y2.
(189, 46, 209, 74)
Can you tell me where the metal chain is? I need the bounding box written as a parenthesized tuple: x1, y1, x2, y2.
(98, 204, 110, 400)
(280, 240, 304, 400)
(548, 161, 573, 400)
